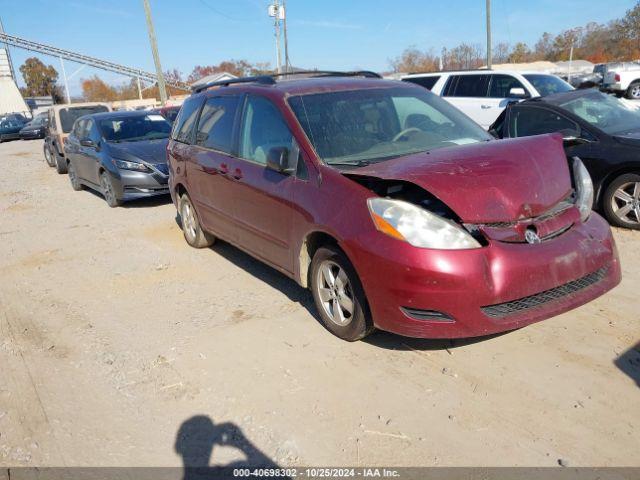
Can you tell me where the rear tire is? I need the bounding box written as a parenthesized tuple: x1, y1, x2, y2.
(179, 193, 215, 248)
(67, 161, 83, 191)
(602, 173, 640, 230)
(626, 82, 640, 100)
(44, 144, 55, 167)
(54, 151, 67, 174)
(100, 172, 121, 208)
(310, 246, 374, 341)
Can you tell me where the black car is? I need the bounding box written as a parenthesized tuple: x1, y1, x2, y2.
(64, 110, 172, 207)
(490, 88, 640, 230)
(0, 114, 27, 142)
(19, 112, 48, 140)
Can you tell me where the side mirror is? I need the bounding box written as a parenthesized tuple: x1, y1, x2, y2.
(80, 139, 97, 149)
(559, 128, 590, 146)
(509, 87, 529, 99)
(266, 147, 295, 175)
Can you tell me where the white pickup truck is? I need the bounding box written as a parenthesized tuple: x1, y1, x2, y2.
(602, 62, 640, 99)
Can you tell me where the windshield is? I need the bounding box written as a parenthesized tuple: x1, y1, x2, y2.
(288, 87, 491, 166)
(59, 106, 109, 133)
(523, 74, 573, 97)
(98, 114, 172, 142)
(559, 91, 640, 135)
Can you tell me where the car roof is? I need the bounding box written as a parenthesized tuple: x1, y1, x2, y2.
(523, 87, 604, 106)
(50, 102, 110, 111)
(84, 110, 163, 121)
(197, 76, 413, 97)
(403, 70, 556, 77)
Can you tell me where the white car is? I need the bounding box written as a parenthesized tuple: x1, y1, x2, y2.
(400, 70, 574, 129)
(602, 63, 640, 99)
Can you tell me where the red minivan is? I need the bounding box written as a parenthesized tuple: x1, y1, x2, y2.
(167, 73, 621, 341)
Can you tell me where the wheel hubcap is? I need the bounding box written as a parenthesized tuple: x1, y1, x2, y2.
(612, 181, 640, 224)
(633, 86, 640, 98)
(316, 260, 354, 326)
(101, 175, 114, 203)
(182, 202, 197, 240)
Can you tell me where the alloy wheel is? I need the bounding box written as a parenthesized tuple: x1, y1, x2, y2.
(315, 260, 355, 326)
(181, 200, 197, 242)
(100, 174, 117, 206)
(632, 84, 640, 99)
(611, 181, 640, 225)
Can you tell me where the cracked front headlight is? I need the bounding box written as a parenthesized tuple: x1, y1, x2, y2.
(367, 197, 481, 249)
(572, 157, 593, 222)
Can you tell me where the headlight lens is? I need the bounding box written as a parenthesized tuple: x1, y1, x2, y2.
(367, 198, 481, 249)
(572, 157, 593, 222)
(113, 158, 151, 172)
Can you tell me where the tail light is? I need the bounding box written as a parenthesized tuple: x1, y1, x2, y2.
(615, 73, 621, 82)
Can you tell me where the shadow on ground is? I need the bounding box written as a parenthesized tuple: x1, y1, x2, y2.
(173, 213, 509, 352)
(175, 415, 288, 480)
(614, 342, 640, 388)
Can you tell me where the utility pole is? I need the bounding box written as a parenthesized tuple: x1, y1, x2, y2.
(59, 57, 70, 104)
(486, 0, 492, 69)
(568, 42, 574, 83)
(282, 0, 290, 74)
(142, 0, 167, 103)
(274, 0, 282, 73)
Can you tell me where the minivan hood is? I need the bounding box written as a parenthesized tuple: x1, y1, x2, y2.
(350, 135, 572, 223)
(107, 138, 169, 165)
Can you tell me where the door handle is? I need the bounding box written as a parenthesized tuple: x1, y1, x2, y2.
(219, 163, 229, 175)
(232, 168, 243, 180)
(481, 105, 492, 109)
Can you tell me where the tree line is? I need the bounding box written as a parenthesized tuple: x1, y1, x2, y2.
(390, 1, 640, 72)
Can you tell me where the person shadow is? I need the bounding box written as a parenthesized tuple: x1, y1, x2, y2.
(175, 415, 289, 480)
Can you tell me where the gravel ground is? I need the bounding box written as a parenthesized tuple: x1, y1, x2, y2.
(0, 139, 638, 468)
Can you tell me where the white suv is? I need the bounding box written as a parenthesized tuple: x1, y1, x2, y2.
(401, 70, 573, 129)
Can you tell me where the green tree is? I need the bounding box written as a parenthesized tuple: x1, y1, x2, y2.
(508, 42, 531, 63)
(19, 57, 61, 99)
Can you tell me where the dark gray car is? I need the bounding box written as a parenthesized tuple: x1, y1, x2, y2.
(64, 110, 172, 207)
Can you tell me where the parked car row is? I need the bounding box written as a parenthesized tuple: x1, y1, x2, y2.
(31, 71, 621, 342)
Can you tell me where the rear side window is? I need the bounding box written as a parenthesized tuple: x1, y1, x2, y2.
(443, 75, 489, 98)
(403, 76, 440, 91)
(488, 74, 527, 98)
(509, 106, 577, 137)
(172, 96, 203, 144)
(194, 96, 240, 153)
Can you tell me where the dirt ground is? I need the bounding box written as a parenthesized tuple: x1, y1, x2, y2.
(0, 139, 638, 469)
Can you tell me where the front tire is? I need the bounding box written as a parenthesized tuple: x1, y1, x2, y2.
(310, 246, 373, 341)
(626, 82, 640, 100)
(179, 193, 215, 248)
(602, 173, 640, 230)
(67, 161, 83, 191)
(100, 172, 121, 208)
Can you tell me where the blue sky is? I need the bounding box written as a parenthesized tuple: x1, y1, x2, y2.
(1, 0, 635, 95)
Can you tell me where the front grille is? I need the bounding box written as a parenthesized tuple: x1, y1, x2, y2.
(481, 267, 609, 319)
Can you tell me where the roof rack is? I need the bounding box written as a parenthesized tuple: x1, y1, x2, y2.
(271, 70, 382, 79)
(191, 75, 275, 93)
(191, 70, 383, 94)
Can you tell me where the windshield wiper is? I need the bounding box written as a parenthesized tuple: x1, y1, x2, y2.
(326, 159, 371, 167)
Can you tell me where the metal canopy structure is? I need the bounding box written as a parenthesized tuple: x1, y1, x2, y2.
(0, 32, 188, 91)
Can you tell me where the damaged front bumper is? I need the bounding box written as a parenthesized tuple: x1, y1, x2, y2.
(346, 213, 621, 338)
